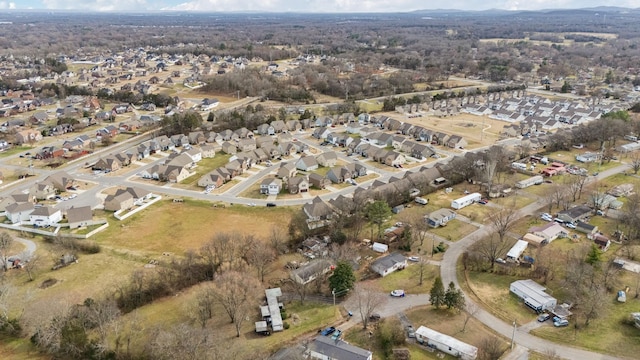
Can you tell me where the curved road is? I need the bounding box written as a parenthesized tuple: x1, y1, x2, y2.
(441, 164, 631, 360)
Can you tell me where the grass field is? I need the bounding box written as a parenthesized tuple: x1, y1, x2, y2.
(0, 146, 33, 158)
(430, 219, 478, 242)
(92, 199, 297, 255)
(376, 263, 439, 294)
(175, 154, 232, 188)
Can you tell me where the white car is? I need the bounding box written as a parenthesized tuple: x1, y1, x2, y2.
(390, 290, 405, 297)
(565, 222, 576, 229)
(408, 256, 420, 262)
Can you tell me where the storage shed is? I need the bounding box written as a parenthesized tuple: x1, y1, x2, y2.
(522, 233, 547, 247)
(415, 326, 478, 360)
(510, 279, 557, 312)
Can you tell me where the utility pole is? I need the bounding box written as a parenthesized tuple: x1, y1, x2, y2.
(511, 320, 517, 350)
(332, 289, 336, 307)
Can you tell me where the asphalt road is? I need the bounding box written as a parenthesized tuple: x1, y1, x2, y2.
(440, 163, 632, 360)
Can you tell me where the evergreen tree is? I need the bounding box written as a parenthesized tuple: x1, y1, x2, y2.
(430, 277, 445, 309)
(444, 281, 465, 311)
(586, 244, 602, 267)
(329, 261, 355, 295)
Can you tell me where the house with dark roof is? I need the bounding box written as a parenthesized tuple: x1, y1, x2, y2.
(291, 260, 333, 285)
(370, 252, 407, 277)
(557, 205, 592, 224)
(306, 335, 372, 360)
(303, 196, 334, 229)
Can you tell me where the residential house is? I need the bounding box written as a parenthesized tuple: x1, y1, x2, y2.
(384, 152, 405, 167)
(287, 176, 310, 194)
(29, 206, 62, 227)
(576, 221, 598, 237)
(30, 183, 57, 200)
(66, 206, 93, 229)
(306, 335, 372, 360)
(312, 126, 331, 140)
(36, 146, 64, 160)
(200, 98, 219, 111)
(104, 192, 135, 211)
(557, 205, 592, 224)
(43, 171, 75, 192)
(197, 173, 225, 188)
(309, 173, 331, 189)
(260, 178, 282, 196)
(414, 327, 477, 360)
(184, 148, 202, 163)
(316, 151, 338, 167)
(5, 202, 35, 224)
(509, 279, 557, 312)
(370, 252, 407, 277)
(290, 260, 333, 285)
(238, 138, 257, 152)
(446, 135, 467, 149)
(93, 156, 122, 172)
(528, 222, 566, 243)
(221, 141, 237, 154)
(15, 129, 43, 144)
(296, 156, 319, 172)
(426, 208, 457, 228)
(594, 234, 611, 252)
(303, 196, 335, 229)
(327, 167, 348, 184)
(188, 131, 206, 145)
(200, 144, 216, 158)
(118, 187, 152, 204)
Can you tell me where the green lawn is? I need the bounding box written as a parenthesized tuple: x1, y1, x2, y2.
(0, 145, 33, 157)
(429, 219, 478, 242)
(178, 154, 232, 187)
(376, 263, 439, 295)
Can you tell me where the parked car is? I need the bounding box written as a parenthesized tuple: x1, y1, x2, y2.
(553, 218, 564, 224)
(565, 222, 576, 229)
(541, 215, 553, 222)
(554, 319, 569, 327)
(331, 329, 342, 340)
(320, 326, 336, 336)
(478, 200, 488, 205)
(406, 325, 416, 338)
(390, 290, 406, 297)
(537, 313, 551, 322)
(369, 313, 381, 321)
(266, 202, 277, 207)
(496, 258, 507, 264)
(408, 256, 420, 262)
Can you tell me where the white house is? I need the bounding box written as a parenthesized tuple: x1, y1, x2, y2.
(506, 240, 528, 262)
(5, 202, 35, 224)
(451, 193, 481, 210)
(260, 178, 282, 196)
(29, 206, 63, 227)
(306, 335, 372, 360)
(415, 326, 477, 360)
(510, 279, 557, 312)
(370, 252, 406, 277)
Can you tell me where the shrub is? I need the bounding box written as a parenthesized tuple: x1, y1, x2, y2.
(283, 322, 290, 330)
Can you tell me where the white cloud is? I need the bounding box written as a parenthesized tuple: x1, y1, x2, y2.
(41, 0, 149, 11)
(0, 1, 16, 9)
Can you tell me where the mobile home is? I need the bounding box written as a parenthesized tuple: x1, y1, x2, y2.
(511, 162, 527, 171)
(451, 193, 481, 210)
(415, 326, 477, 360)
(515, 175, 543, 189)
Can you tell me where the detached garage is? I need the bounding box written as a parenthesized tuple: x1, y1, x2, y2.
(510, 279, 557, 312)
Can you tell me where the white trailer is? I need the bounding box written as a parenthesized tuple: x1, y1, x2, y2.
(415, 326, 478, 360)
(511, 162, 527, 171)
(451, 193, 481, 210)
(515, 175, 543, 189)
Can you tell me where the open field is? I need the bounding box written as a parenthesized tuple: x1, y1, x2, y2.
(376, 263, 439, 295)
(174, 153, 233, 188)
(378, 111, 505, 149)
(92, 199, 297, 255)
(430, 219, 478, 242)
(0, 146, 34, 158)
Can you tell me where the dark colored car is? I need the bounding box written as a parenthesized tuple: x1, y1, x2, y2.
(320, 326, 336, 336)
(537, 313, 551, 322)
(369, 313, 381, 321)
(266, 202, 277, 207)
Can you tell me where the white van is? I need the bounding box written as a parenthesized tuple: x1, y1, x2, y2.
(415, 197, 428, 205)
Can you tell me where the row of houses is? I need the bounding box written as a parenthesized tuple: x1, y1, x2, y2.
(103, 187, 154, 212)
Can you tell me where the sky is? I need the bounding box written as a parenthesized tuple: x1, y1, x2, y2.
(3, 0, 640, 12)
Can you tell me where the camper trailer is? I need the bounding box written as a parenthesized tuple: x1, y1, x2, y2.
(515, 175, 544, 189)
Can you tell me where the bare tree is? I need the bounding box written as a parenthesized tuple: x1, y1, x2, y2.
(83, 297, 121, 349)
(487, 206, 518, 244)
(630, 152, 640, 174)
(565, 174, 587, 202)
(190, 284, 216, 328)
(417, 258, 427, 286)
(269, 225, 288, 254)
(462, 301, 478, 332)
(246, 245, 275, 282)
(200, 232, 248, 276)
(21, 251, 39, 281)
(473, 234, 513, 269)
(213, 271, 261, 337)
(404, 211, 429, 251)
(0, 232, 14, 271)
(479, 335, 507, 360)
(286, 277, 311, 304)
(353, 283, 386, 330)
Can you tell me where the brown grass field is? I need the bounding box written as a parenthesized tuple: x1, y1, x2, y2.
(92, 199, 297, 255)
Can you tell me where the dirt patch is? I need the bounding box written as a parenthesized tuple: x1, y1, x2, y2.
(39, 278, 58, 289)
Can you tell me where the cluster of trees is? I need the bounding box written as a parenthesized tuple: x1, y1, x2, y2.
(160, 111, 203, 135)
(430, 277, 465, 311)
